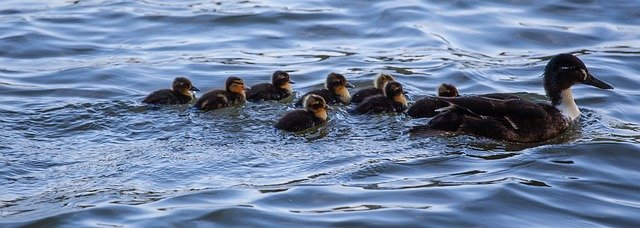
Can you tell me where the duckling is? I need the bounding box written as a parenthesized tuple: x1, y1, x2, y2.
(351, 73, 395, 104)
(295, 72, 354, 106)
(276, 94, 329, 132)
(143, 77, 199, 105)
(355, 81, 408, 114)
(246, 70, 295, 101)
(407, 83, 461, 118)
(194, 77, 248, 111)
(410, 53, 614, 143)
(437, 83, 459, 97)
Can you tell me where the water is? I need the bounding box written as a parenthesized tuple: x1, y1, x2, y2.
(1, 0, 640, 226)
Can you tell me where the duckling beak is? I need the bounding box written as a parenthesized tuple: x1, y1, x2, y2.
(583, 73, 614, 90)
(346, 82, 355, 88)
(325, 105, 332, 110)
(190, 86, 200, 92)
(289, 80, 296, 84)
(244, 86, 250, 90)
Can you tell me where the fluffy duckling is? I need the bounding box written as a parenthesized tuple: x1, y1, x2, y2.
(194, 77, 248, 111)
(276, 94, 329, 132)
(143, 77, 199, 105)
(407, 83, 461, 118)
(355, 81, 408, 114)
(295, 72, 354, 106)
(350, 73, 395, 104)
(246, 70, 295, 101)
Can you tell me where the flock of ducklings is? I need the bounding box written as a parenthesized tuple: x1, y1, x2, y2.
(143, 71, 456, 132)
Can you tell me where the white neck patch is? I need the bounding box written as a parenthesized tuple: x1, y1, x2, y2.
(555, 89, 581, 121)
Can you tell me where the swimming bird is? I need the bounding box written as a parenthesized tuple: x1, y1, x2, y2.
(143, 77, 199, 105)
(410, 53, 613, 143)
(407, 83, 461, 118)
(355, 81, 408, 114)
(350, 73, 395, 104)
(246, 70, 295, 101)
(194, 77, 248, 111)
(276, 94, 329, 132)
(295, 72, 354, 106)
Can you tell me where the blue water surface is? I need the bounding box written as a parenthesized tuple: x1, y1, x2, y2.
(1, 0, 640, 227)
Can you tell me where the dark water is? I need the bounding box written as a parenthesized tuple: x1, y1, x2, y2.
(1, 0, 640, 226)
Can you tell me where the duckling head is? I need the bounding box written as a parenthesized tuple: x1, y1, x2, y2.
(374, 73, 395, 89)
(172, 77, 199, 98)
(303, 94, 329, 121)
(226, 76, 249, 97)
(437, 83, 459, 97)
(383, 81, 408, 107)
(272, 70, 295, 92)
(325, 72, 354, 104)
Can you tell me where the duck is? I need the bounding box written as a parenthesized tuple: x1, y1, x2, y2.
(350, 73, 395, 104)
(246, 70, 295, 101)
(410, 53, 613, 143)
(355, 81, 408, 114)
(295, 72, 354, 106)
(143, 77, 199, 105)
(276, 94, 329, 132)
(407, 83, 461, 118)
(194, 77, 248, 111)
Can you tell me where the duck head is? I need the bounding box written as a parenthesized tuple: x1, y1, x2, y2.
(437, 83, 459, 97)
(325, 72, 354, 104)
(543, 53, 613, 121)
(374, 73, 395, 89)
(383, 81, 408, 108)
(226, 76, 249, 97)
(172, 77, 199, 98)
(272, 70, 295, 92)
(303, 94, 329, 121)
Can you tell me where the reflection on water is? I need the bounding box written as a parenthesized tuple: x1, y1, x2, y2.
(1, 0, 640, 226)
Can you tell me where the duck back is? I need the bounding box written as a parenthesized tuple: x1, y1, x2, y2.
(246, 83, 290, 101)
(295, 89, 335, 106)
(276, 110, 324, 132)
(351, 87, 383, 104)
(143, 89, 192, 105)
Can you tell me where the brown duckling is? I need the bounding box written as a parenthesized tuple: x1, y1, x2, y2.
(407, 83, 460, 118)
(276, 94, 329, 132)
(143, 77, 199, 105)
(355, 81, 408, 114)
(246, 70, 295, 101)
(351, 73, 395, 104)
(295, 72, 354, 106)
(194, 77, 248, 111)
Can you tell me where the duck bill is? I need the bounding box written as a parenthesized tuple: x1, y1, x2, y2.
(190, 86, 200, 92)
(289, 80, 295, 84)
(583, 73, 614, 89)
(244, 86, 250, 90)
(346, 82, 355, 88)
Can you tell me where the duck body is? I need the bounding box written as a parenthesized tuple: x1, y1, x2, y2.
(355, 81, 408, 114)
(295, 73, 354, 106)
(143, 77, 199, 105)
(195, 77, 247, 111)
(411, 54, 613, 143)
(275, 109, 326, 132)
(296, 88, 338, 106)
(277, 94, 329, 132)
(408, 83, 462, 118)
(246, 70, 294, 101)
(351, 87, 383, 104)
(143, 89, 194, 105)
(351, 73, 395, 104)
(417, 95, 567, 143)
